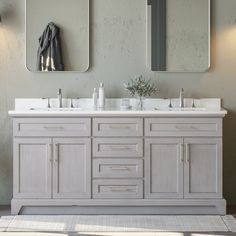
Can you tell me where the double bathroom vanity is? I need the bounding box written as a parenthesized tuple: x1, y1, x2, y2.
(9, 98, 227, 215)
(3, 0, 226, 217)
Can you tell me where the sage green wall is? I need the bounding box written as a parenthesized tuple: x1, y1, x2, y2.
(0, 0, 236, 205)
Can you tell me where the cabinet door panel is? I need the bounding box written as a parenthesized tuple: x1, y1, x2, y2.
(145, 138, 184, 199)
(53, 138, 91, 199)
(184, 138, 222, 198)
(14, 138, 52, 198)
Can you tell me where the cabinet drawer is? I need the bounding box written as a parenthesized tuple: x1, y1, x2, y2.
(93, 118, 143, 137)
(93, 138, 143, 158)
(93, 159, 143, 178)
(145, 118, 222, 137)
(93, 179, 143, 199)
(13, 118, 91, 137)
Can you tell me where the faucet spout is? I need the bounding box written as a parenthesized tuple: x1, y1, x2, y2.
(57, 88, 63, 108)
(179, 88, 184, 108)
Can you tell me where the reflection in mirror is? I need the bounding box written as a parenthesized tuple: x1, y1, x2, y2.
(26, 0, 89, 72)
(147, 0, 210, 72)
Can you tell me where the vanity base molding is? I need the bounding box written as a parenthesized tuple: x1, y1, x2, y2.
(11, 199, 226, 215)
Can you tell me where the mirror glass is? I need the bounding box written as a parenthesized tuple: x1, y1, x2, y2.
(26, 0, 89, 72)
(147, 0, 210, 72)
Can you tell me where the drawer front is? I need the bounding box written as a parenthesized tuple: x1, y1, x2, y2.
(93, 179, 143, 199)
(93, 118, 143, 137)
(145, 118, 222, 137)
(93, 159, 143, 178)
(93, 138, 143, 158)
(13, 118, 91, 137)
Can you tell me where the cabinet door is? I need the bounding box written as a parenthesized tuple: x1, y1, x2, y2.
(14, 138, 52, 198)
(53, 138, 91, 199)
(145, 138, 184, 199)
(184, 138, 222, 199)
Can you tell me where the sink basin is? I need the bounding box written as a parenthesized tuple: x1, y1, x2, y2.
(30, 107, 82, 111)
(155, 107, 207, 111)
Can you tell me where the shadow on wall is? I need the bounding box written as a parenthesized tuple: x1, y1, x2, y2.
(223, 111, 236, 206)
(216, 26, 236, 206)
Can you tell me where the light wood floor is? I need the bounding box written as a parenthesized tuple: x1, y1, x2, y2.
(0, 205, 235, 236)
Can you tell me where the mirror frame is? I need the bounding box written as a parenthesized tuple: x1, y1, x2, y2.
(146, 0, 211, 73)
(25, 0, 90, 73)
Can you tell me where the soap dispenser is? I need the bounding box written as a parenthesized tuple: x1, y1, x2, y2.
(98, 82, 105, 109)
(92, 88, 98, 109)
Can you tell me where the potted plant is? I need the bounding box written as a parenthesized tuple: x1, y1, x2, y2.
(124, 75, 158, 110)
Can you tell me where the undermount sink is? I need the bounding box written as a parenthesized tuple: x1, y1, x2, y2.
(155, 107, 207, 112)
(30, 107, 82, 111)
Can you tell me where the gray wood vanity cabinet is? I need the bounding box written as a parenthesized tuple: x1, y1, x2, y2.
(11, 116, 226, 215)
(145, 138, 222, 199)
(14, 138, 91, 199)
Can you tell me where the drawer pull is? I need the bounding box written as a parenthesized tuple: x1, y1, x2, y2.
(109, 146, 131, 151)
(44, 126, 64, 131)
(109, 166, 130, 171)
(109, 187, 131, 192)
(175, 125, 197, 131)
(109, 125, 131, 130)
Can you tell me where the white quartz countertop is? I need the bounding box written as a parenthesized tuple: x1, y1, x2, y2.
(8, 98, 227, 117)
(8, 109, 227, 117)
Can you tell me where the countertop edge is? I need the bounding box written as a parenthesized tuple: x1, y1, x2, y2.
(8, 110, 228, 118)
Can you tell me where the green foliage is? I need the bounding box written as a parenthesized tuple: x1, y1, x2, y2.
(124, 75, 158, 98)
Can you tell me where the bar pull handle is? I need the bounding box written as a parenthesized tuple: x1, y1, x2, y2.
(110, 146, 131, 151)
(175, 125, 197, 131)
(44, 126, 64, 131)
(185, 144, 190, 163)
(109, 187, 131, 192)
(109, 125, 131, 130)
(48, 143, 53, 162)
(109, 166, 130, 171)
(54, 143, 59, 163)
(179, 144, 184, 163)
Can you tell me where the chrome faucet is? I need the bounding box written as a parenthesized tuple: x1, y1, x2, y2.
(179, 88, 184, 108)
(57, 88, 63, 108)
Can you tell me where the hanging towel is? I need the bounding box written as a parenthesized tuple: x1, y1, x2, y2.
(37, 22, 64, 71)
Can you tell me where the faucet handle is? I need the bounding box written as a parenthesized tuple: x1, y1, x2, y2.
(42, 97, 51, 108)
(70, 98, 74, 108)
(168, 98, 173, 108)
(192, 98, 196, 108)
